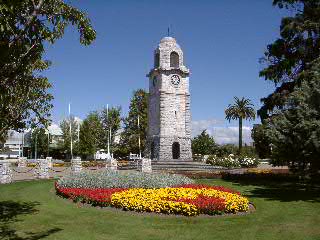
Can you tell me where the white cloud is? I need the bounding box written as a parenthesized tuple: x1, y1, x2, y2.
(47, 123, 63, 136)
(192, 120, 253, 145)
(48, 116, 82, 136)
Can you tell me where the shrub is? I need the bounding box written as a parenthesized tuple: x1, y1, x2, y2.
(238, 156, 260, 168)
(206, 154, 258, 168)
(57, 170, 194, 189)
(206, 154, 241, 168)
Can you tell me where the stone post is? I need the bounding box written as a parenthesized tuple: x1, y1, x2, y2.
(34, 159, 50, 179)
(17, 157, 27, 168)
(71, 157, 82, 173)
(46, 157, 53, 168)
(0, 160, 12, 184)
(110, 158, 117, 171)
(141, 158, 152, 173)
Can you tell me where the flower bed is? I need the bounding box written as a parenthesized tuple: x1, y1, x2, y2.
(55, 182, 249, 216)
(206, 154, 259, 168)
(57, 171, 193, 189)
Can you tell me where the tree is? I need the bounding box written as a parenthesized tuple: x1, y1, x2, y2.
(30, 128, 49, 158)
(225, 97, 256, 152)
(258, 0, 320, 120)
(121, 89, 148, 156)
(265, 59, 320, 177)
(251, 124, 271, 159)
(0, 0, 96, 143)
(191, 130, 216, 155)
(58, 116, 80, 158)
(100, 106, 121, 152)
(78, 112, 103, 159)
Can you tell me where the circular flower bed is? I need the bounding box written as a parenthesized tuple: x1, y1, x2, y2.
(55, 183, 250, 216)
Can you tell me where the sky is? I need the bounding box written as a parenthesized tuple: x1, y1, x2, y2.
(43, 0, 288, 144)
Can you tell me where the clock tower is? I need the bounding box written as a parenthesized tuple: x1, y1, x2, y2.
(147, 36, 192, 161)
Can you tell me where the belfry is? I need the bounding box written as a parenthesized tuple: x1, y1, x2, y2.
(147, 36, 192, 161)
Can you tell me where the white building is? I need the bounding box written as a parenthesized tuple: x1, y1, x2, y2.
(0, 123, 64, 159)
(0, 130, 27, 158)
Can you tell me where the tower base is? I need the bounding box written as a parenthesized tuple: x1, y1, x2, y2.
(147, 135, 192, 161)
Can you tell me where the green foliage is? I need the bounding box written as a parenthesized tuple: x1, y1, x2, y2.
(30, 128, 49, 158)
(259, 0, 320, 120)
(213, 144, 239, 157)
(264, 59, 320, 177)
(78, 112, 103, 158)
(207, 154, 241, 168)
(120, 89, 148, 156)
(0, 0, 96, 143)
(225, 97, 256, 152)
(100, 106, 121, 151)
(192, 130, 216, 155)
(251, 124, 271, 159)
(59, 116, 80, 158)
(257, 0, 320, 178)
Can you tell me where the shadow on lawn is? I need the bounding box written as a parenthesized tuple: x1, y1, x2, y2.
(0, 201, 62, 240)
(226, 179, 320, 203)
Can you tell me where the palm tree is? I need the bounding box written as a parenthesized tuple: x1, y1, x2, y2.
(225, 97, 256, 153)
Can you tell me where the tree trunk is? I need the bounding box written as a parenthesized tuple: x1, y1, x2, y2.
(239, 117, 243, 153)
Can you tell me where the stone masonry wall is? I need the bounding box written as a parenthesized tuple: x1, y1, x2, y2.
(147, 37, 192, 161)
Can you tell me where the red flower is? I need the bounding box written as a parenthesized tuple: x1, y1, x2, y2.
(174, 184, 240, 195)
(55, 183, 126, 206)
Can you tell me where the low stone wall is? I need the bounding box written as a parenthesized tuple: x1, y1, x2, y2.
(71, 158, 82, 173)
(141, 158, 152, 173)
(109, 158, 117, 171)
(18, 157, 27, 168)
(34, 159, 50, 179)
(0, 160, 12, 184)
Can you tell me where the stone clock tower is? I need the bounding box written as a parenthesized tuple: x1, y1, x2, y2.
(147, 36, 192, 161)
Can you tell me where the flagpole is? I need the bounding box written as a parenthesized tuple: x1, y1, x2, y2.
(109, 126, 112, 157)
(138, 115, 141, 159)
(35, 117, 38, 160)
(77, 122, 80, 142)
(22, 130, 24, 157)
(35, 131, 37, 160)
(106, 104, 110, 158)
(69, 103, 73, 160)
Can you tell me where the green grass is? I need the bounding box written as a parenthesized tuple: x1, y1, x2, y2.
(0, 178, 319, 240)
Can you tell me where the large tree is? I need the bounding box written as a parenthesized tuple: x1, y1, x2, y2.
(30, 128, 49, 158)
(251, 124, 271, 159)
(58, 116, 80, 158)
(259, 0, 320, 120)
(265, 59, 320, 177)
(0, 0, 96, 143)
(100, 106, 121, 152)
(192, 130, 216, 155)
(78, 112, 104, 159)
(120, 89, 148, 157)
(225, 97, 256, 153)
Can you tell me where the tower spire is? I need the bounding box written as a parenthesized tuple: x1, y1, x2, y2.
(167, 26, 170, 37)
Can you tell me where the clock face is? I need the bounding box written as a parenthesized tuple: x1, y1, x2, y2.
(171, 75, 180, 86)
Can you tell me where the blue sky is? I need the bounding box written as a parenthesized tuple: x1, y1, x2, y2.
(44, 0, 287, 144)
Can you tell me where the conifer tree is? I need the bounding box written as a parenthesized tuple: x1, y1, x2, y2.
(120, 89, 148, 157)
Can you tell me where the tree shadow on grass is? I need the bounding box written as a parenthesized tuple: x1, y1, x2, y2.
(0, 201, 62, 240)
(223, 179, 320, 203)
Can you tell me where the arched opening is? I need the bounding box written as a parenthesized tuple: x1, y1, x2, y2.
(151, 141, 155, 159)
(154, 52, 160, 68)
(170, 52, 179, 68)
(172, 142, 180, 159)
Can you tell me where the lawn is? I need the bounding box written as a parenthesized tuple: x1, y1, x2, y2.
(0, 178, 319, 240)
